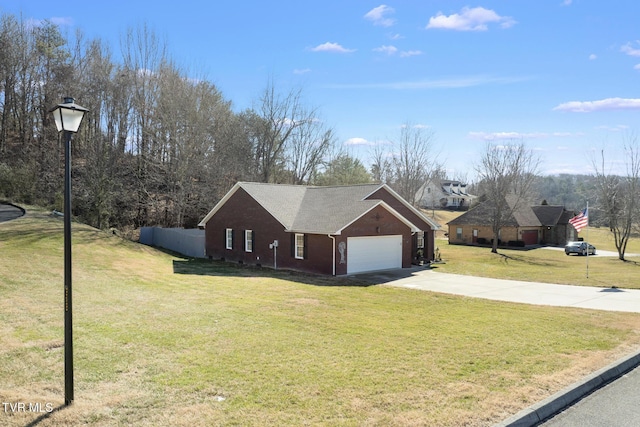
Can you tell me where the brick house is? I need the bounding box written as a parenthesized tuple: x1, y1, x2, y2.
(198, 182, 440, 275)
(447, 199, 575, 247)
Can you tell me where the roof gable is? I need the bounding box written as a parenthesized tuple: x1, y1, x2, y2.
(199, 182, 436, 234)
(531, 205, 565, 226)
(365, 185, 440, 231)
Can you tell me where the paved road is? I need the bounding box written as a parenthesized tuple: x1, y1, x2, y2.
(541, 366, 640, 426)
(0, 203, 24, 222)
(357, 268, 640, 313)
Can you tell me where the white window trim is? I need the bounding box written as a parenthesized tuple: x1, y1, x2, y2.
(294, 233, 305, 259)
(245, 230, 253, 252)
(416, 232, 424, 249)
(225, 228, 233, 250)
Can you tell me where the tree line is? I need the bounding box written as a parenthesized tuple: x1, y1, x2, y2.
(0, 13, 444, 231)
(0, 15, 357, 229)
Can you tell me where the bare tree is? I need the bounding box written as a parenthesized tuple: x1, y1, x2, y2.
(249, 79, 329, 184)
(474, 141, 540, 253)
(371, 124, 440, 205)
(370, 143, 393, 184)
(286, 115, 335, 185)
(591, 137, 640, 260)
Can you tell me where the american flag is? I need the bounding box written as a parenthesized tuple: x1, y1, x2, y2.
(569, 207, 589, 233)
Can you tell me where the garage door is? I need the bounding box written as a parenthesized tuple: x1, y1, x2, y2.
(347, 235, 403, 274)
(522, 230, 538, 245)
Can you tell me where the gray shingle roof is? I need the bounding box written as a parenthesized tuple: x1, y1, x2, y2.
(199, 182, 438, 234)
(448, 196, 542, 227)
(531, 205, 566, 226)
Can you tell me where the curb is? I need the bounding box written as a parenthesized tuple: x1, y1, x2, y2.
(494, 349, 640, 427)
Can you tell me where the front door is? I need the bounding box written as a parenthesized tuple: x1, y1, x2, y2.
(472, 229, 478, 243)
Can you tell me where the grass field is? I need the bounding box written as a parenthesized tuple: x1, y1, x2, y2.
(2, 210, 640, 426)
(430, 212, 640, 289)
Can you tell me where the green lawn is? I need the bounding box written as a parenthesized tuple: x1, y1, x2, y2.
(435, 227, 640, 289)
(2, 210, 640, 426)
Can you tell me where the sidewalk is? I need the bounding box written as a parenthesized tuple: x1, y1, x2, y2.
(365, 268, 640, 313)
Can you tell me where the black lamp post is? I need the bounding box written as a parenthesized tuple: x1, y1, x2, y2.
(50, 97, 88, 406)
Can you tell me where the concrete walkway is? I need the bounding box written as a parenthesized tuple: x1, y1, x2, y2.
(358, 268, 640, 313)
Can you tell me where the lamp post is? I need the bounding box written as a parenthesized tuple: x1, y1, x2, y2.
(50, 97, 88, 406)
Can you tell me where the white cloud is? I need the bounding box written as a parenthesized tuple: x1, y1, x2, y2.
(400, 123, 431, 129)
(293, 68, 311, 75)
(26, 17, 73, 28)
(345, 137, 375, 146)
(621, 42, 640, 57)
(400, 50, 423, 58)
(594, 124, 629, 132)
(468, 131, 582, 141)
(553, 98, 640, 112)
(364, 5, 396, 27)
(50, 17, 74, 26)
(373, 45, 398, 55)
(309, 42, 356, 53)
(426, 6, 516, 31)
(589, 54, 597, 60)
(326, 75, 530, 90)
(373, 45, 423, 58)
(634, 64, 640, 71)
(561, 0, 573, 6)
(389, 33, 404, 40)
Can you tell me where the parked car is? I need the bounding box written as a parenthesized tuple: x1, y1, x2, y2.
(564, 241, 596, 256)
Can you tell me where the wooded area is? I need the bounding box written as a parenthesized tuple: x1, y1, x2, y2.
(0, 14, 373, 230)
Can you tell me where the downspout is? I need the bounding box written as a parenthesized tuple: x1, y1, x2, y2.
(328, 234, 336, 276)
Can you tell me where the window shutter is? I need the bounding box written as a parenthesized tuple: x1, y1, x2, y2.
(243, 230, 247, 251)
(303, 234, 308, 259)
(252, 231, 255, 252)
(291, 234, 295, 258)
(231, 229, 235, 249)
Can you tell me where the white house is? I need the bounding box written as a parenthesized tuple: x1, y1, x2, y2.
(417, 180, 477, 209)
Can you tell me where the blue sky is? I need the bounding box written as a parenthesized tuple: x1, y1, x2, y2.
(3, 1, 639, 178)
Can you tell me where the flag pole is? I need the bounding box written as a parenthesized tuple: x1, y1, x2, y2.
(585, 201, 589, 279)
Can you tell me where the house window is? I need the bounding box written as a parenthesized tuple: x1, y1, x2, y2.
(456, 227, 463, 240)
(416, 232, 424, 249)
(245, 230, 253, 252)
(225, 228, 233, 250)
(295, 233, 305, 259)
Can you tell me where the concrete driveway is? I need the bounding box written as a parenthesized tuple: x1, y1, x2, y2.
(353, 266, 640, 313)
(540, 245, 639, 258)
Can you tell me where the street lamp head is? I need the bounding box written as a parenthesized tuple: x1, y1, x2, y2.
(50, 97, 89, 133)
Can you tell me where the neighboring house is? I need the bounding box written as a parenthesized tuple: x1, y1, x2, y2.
(531, 205, 576, 245)
(417, 179, 477, 209)
(198, 182, 440, 275)
(447, 198, 576, 247)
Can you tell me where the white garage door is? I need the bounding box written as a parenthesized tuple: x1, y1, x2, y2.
(347, 235, 403, 274)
